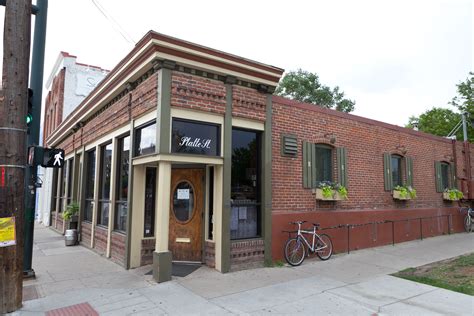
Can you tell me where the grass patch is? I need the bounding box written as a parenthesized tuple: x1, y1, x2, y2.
(393, 253, 474, 296)
(265, 259, 286, 268)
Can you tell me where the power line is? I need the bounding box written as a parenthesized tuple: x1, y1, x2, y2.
(91, 0, 136, 45)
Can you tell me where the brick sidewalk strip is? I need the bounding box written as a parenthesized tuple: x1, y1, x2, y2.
(46, 302, 98, 316)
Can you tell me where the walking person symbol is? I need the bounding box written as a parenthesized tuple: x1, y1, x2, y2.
(53, 151, 63, 166)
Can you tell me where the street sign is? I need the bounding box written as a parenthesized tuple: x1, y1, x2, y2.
(41, 148, 65, 168)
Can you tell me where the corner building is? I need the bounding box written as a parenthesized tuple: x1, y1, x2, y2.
(42, 31, 473, 281)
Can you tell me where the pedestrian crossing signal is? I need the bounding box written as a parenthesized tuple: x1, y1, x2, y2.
(42, 148, 65, 168)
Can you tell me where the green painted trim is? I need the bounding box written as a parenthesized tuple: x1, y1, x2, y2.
(263, 94, 272, 264)
(221, 83, 233, 273)
(157, 61, 175, 154)
(125, 120, 135, 269)
(153, 251, 172, 282)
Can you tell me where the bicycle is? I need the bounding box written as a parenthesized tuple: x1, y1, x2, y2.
(283, 221, 333, 266)
(460, 205, 474, 233)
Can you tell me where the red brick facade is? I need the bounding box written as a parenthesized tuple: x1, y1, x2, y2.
(43, 68, 65, 143)
(80, 221, 92, 247)
(93, 226, 107, 255)
(110, 232, 126, 266)
(271, 96, 470, 259)
(230, 239, 265, 271)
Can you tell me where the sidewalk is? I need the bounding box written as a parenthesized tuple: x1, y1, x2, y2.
(13, 224, 474, 315)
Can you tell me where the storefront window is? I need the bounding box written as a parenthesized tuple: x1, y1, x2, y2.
(134, 121, 156, 156)
(115, 135, 129, 232)
(231, 128, 261, 239)
(59, 164, 67, 213)
(173, 181, 195, 222)
(66, 158, 74, 206)
(171, 118, 220, 156)
(84, 149, 96, 222)
(144, 167, 156, 237)
(98, 143, 112, 226)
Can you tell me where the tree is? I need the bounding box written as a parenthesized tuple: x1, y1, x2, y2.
(449, 72, 473, 117)
(275, 69, 356, 113)
(406, 107, 471, 140)
(407, 72, 474, 142)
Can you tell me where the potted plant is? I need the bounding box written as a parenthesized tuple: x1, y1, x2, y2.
(314, 181, 348, 201)
(393, 185, 417, 200)
(443, 188, 463, 201)
(62, 202, 79, 229)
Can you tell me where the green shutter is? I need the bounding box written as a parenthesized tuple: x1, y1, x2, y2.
(311, 143, 317, 188)
(383, 153, 393, 191)
(303, 141, 313, 188)
(337, 147, 348, 187)
(405, 157, 414, 187)
(435, 161, 442, 192)
(450, 162, 457, 189)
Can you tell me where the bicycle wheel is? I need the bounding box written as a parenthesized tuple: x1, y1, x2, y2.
(315, 234, 333, 261)
(464, 215, 473, 233)
(284, 237, 306, 266)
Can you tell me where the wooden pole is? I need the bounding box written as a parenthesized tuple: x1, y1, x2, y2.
(0, 0, 31, 313)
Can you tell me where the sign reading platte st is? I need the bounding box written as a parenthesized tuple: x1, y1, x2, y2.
(171, 118, 220, 156)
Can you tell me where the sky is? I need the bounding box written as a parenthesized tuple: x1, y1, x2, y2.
(0, 0, 473, 127)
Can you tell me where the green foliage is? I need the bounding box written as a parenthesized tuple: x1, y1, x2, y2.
(444, 188, 464, 200)
(264, 259, 285, 268)
(407, 72, 474, 142)
(62, 202, 79, 221)
(317, 181, 348, 199)
(394, 185, 417, 199)
(275, 69, 355, 113)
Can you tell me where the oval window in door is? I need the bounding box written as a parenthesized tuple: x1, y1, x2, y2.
(173, 181, 195, 222)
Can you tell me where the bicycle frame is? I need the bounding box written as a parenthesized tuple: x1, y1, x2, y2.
(296, 222, 328, 252)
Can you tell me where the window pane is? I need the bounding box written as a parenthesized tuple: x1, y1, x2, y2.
(391, 156, 402, 187)
(173, 181, 194, 222)
(144, 168, 156, 237)
(59, 168, 67, 212)
(135, 122, 156, 156)
(100, 143, 113, 200)
(97, 201, 110, 226)
(208, 167, 214, 240)
(231, 129, 261, 239)
(114, 202, 128, 232)
(315, 145, 332, 183)
(86, 150, 96, 199)
(67, 159, 74, 199)
(84, 200, 94, 222)
(171, 118, 220, 156)
(441, 163, 449, 190)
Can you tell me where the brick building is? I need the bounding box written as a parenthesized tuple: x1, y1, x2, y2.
(41, 31, 473, 282)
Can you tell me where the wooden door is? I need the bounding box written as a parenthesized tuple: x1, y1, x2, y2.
(169, 168, 204, 262)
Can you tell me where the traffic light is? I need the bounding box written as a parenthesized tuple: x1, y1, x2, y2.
(26, 88, 33, 127)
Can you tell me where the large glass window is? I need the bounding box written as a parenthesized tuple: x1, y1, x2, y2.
(84, 149, 96, 222)
(114, 136, 130, 232)
(144, 167, 156, 237)
(441, 162, 450, 190)
(208, 167, 214, 240)
(231, 128, 261, 240)
(171, 118, 221, 156)
(391, 155, 403, 187)
(59, 164, 67, 213)
(315, 144, 333, 183)
(66, 158, 74, 206)
(134, 121, 156, 156)
(97, 143, 112, 227)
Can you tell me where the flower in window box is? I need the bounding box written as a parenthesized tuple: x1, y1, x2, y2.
(314, 181, 348, 201)
(393, 185, 417, 200)
(443, 188, 463, 201)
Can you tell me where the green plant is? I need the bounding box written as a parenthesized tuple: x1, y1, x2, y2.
(62, 202, 79, 221)
(317, 181, 348, 199)
(444, 188, 464, 200)
(394, 185, 417, 199)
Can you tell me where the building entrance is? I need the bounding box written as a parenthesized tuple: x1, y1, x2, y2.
(169, 168, 204, 262)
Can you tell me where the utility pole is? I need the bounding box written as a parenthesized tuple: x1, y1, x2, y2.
(24, 0, 48, 278)
(0, 0, 31, 313)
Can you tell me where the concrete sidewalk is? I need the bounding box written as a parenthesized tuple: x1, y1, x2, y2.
(12, 224, 474, 315)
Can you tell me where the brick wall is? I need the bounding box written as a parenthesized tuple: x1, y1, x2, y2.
(141, 239, 155, 266)
(230, 239, 265, 271)
(94, 226, 107, 255)
(232, 85, 266, 122)
(43, 68, 65, 143)
(171, 72, 226, 115)
(204, 241, 215, 268)
(271, 96, 470, 259)
(110, 231, 126, 266)
(48, 72, 158, 155)
(81, 221, 92, 247)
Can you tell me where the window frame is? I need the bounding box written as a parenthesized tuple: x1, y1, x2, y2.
(134, 120, 157, 157)
(391, 154, 403, 188)
(114, 135, 130, 232)
(314, 143, 334, 184)
(83, 149, 96, 223)
(97, 142, 113, 227)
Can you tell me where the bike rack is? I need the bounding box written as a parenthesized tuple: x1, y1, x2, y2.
(286, 213, 464, 255)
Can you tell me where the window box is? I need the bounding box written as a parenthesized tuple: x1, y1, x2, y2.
(392, 186, 416, 200)
(443, 189, 463, 201)
(313, 188, 347, 201)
